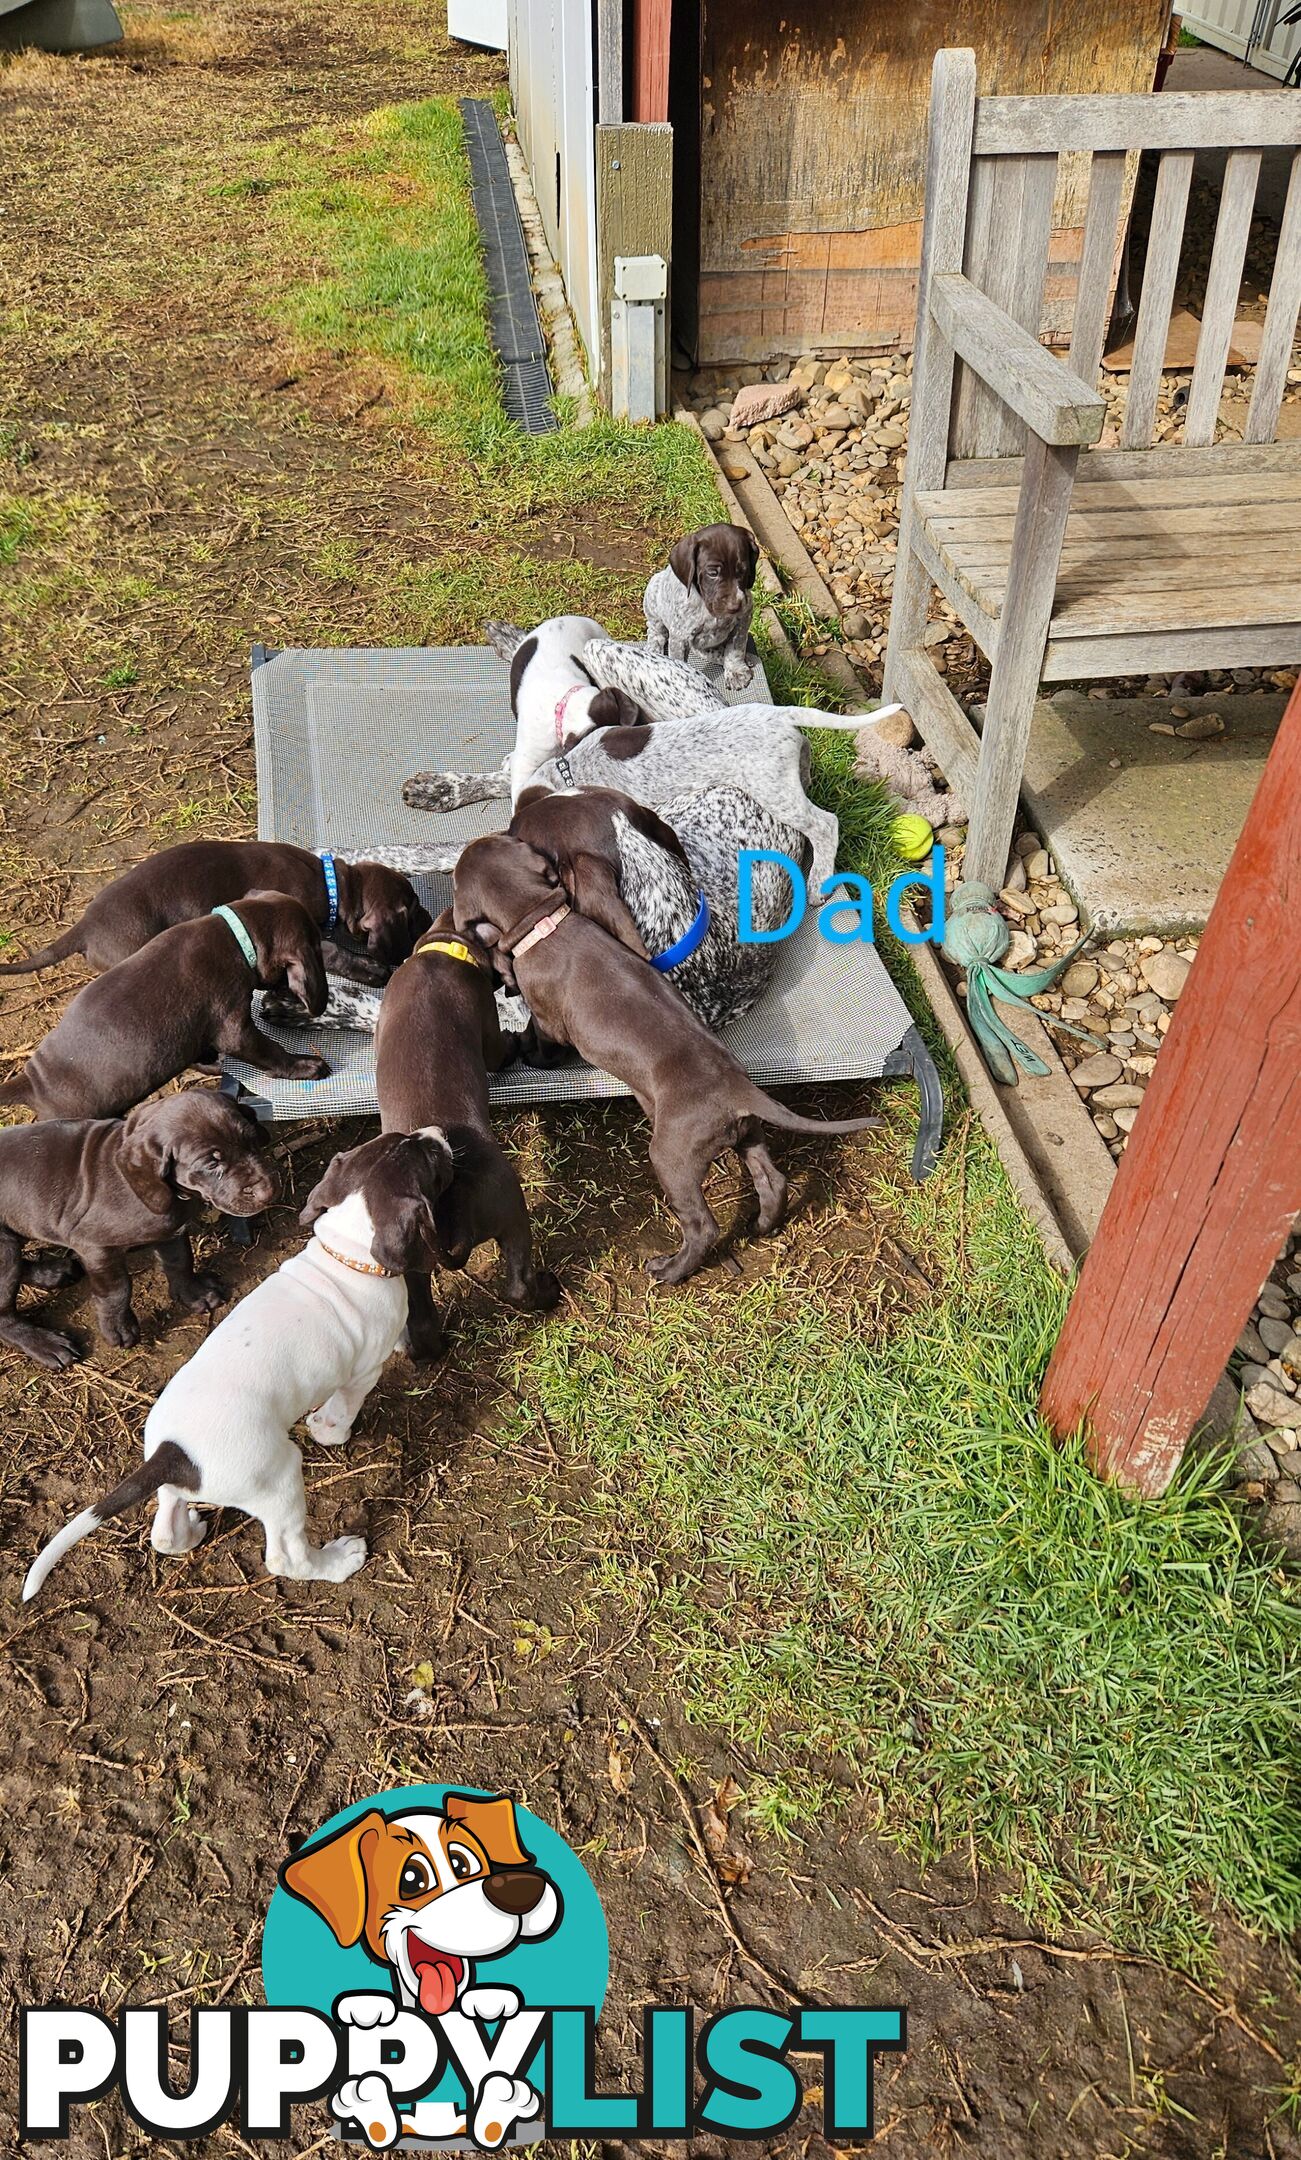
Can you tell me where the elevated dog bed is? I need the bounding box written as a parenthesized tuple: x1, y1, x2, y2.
(230, 645, 942, 1178)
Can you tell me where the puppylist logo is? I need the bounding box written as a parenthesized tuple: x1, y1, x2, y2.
(20, 1783, 906, 2148)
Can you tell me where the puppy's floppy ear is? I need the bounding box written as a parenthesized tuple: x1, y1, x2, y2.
(286, 940, 327, 1017)
(118, 1108, 177, 1216)
(300, 1148, 357, 1225)
(566, 852, 650, 959)
(280, 1808, 387, 1948)
(739, 527, 760, 587)
(588, 687, 645, 731)
(669, 534, 701, 592)
(444, 1792, 534, 1870)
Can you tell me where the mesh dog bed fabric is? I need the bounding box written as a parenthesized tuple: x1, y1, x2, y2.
(230, 645, 942, 1178)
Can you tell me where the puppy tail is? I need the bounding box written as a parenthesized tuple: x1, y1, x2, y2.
(23, 1440, 199, 1601)
(794, 704, 906, 730)
(741, 1084, 882, 1140)
(0, 923, 86, 975)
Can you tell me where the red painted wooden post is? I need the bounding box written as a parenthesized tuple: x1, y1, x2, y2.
(632, 0, 672, 122)
(1041, 678, 1301, 1494)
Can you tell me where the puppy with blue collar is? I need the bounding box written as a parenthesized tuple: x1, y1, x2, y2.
(23, 1129, 454, 1597)
(0, 838, 428, 982)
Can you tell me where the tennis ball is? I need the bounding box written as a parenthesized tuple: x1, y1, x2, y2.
(891, 814, 934, 861)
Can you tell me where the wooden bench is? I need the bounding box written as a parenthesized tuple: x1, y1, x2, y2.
(883, 49, 1301, 890)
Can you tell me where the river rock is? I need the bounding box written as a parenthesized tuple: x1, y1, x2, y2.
(730, 382, 803, 428)
(1070, 1052, 1123, 1093)
(1059, 960, 1099, 998)
(1140, 950, 1191, 1001)
(1246, 1380, 1301, 1429)
(1089, 1082, 1145, 1110)
(1259, 1317, 1294, 1355)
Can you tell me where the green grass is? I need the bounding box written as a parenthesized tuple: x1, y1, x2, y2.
(514, 1131, 1301, 1973)
(251, 99, 720, 635)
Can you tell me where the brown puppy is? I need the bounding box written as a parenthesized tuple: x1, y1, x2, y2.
(453, 834, 879, 1284)
(375, 910, 559, 1359)
(509, 786, 689, 957)
(0, 1090, 277, 1368)
(0, 893, 330, 1122)
(0, 839, 428, 979)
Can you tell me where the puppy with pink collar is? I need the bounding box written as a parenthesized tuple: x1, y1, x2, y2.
(490, 614, 646, 804)
(23, 1130, 453, 1598)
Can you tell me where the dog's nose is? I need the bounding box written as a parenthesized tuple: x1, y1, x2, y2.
(483, 1869, 547, 1916)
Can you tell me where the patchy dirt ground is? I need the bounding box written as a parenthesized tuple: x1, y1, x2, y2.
(1, 7, 1300, 2157)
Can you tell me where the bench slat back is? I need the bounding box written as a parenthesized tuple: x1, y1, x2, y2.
(923, 50, 1301, 466)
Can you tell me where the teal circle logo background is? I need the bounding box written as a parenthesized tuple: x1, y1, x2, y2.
(262, 1784, 608, 2040)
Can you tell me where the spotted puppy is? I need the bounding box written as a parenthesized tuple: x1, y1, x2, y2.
(23, 1129, 454, 1596)
(511, 785, 808, 1033)
(644, 524, 759, 691)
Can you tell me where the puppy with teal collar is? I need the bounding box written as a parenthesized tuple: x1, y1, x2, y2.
(23, 1130, 454, 1596)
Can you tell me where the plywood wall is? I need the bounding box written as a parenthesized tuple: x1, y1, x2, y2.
(696, 0, 1169, 362)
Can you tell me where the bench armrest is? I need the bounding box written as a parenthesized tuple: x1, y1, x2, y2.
(929, 272, 1107, 448)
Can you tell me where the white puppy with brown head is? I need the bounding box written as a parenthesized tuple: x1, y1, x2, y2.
(22, 1129, 453, 1598)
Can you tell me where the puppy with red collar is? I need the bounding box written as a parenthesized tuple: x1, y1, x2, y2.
(22, 1130, 453, 1597)
(283, 1793, 559, 2149)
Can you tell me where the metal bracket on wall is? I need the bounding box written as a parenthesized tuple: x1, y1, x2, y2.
(611, 253, 667, 423)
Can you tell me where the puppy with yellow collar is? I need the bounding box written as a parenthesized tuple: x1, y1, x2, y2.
(374, 908, 560, 1362)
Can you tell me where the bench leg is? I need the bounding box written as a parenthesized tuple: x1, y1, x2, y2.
(963, 436, 1077, 891)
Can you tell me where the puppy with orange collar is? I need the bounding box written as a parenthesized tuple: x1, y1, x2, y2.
(282, 1793, 559, 2149)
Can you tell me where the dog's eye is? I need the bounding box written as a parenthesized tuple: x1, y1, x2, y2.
(398, 1857, 435, 1899)
(446, 1841, 483, 1883)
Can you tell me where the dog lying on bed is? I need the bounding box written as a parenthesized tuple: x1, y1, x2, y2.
(264, 784, 808, 1041)
(452, 833, 879, 1284)
(23, 1129, 453, 1597)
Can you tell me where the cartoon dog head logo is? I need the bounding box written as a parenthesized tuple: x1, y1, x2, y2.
(281, 1793, 562, 2016)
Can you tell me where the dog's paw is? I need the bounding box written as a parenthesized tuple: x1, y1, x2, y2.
(723, 660, 754, 692)
(319, 1534, 368, 1582)
(402, 1321, 447, 1365)
(23, 1326, 85, 1371)
(472, 2074, 540, 2150)
(459, 1985, 522, 2025)
(177, 1269, 226, 1314)
(402, 771, 460, 813)
(152, 1505, 207, 1556)
(335, 1992, 399, 2030)
(306, 1394, 353, 1446)
(332, 2072, 399, 2150)
(525, 1268, 562, 1312)
(286, 1053, 331, 1081)
(645, 1251, 696, 1287)
(101, 1310, 141, 1349)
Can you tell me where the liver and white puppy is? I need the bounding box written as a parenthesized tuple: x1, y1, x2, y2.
(283, 1794, 558, 2151)
(454, 834, 879, 1284)
(453, 615, 644, 810)
(0, 1090, 277, 1369)
(0, 892, 330, 1122)
(644, 524, 759, 691)
(375, 910, 559, 1359)
(0, 839, 429, 983)
(23, 1129, 454, 1597)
